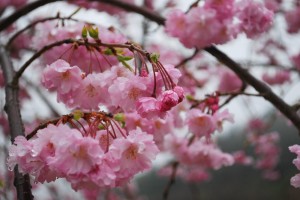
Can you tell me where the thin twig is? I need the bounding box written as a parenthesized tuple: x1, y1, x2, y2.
(175, 48, 199, 68)
(0, 0, 62, 32)
(6, 16, 78, 48)
(163, 161, 179, 200)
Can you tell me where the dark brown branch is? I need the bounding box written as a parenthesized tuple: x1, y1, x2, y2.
(205, 46, 300, 133)
(0, 0, 62, 32)
(97, 0, 300, 133)
(6, 16, 79, 48)
(175, 48, 199, 68)
(0, 46, 33, 200)
(92, 0, 165, 25)
(26, 117, 61, 140)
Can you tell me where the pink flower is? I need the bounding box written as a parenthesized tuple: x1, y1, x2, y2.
(213, 109, 234, 132)
(183, 7, 221, 48)
(109, 76, 149, 112)
(72, 73, 106, 110)
(0, 0, 27, 9)
(289, 144, 300, 155)
(236, 0, 274, 38)
(42, 59, 82, 93)
(7, 136, 34, 173)
(232, 151, 253, 165)
(291, 174, 300, 188)
(136, 97, 163, 119)
(165, 9, 187, 38)
(109, 129, 159, 179)
(262, 70, 290, 85)
(186, 109, 216, 138)
(248, 118, 266, 132)
(291, 53, 300, 71)
(285, 7, 300, 34)
(204, 0, 234, 21)
(159, 90, 179, 112)
(218, 69, 242, 92)
(48, 134, 104, 175)
(182, 168, 211, 183)
(183, 139, 234, 169)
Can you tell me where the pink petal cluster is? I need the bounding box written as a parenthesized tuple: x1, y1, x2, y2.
(285, 7, 300, 34)
(158, 165, 211, 183)
(42, 58, 185, 113)
(218, 69, 243, 92)
(213, 109, 234, 132)
(251, 132, 281, 180)
(236, 0, 274, 38)
(0, 0, 27, 9)
(7, 125, 159, 191)
(165, 0, 274, 48)
(289, 144, 300, 188)
(68, 0, 135, 16)
(32, 22, 130, 73)
(232, 151, 253, 165)
(291, 53, 300, 71)
(164, 134, 234, 170)
(186, 109, 216, 138)
(262, 70, 291, 85)
(165, 6, 235, 49)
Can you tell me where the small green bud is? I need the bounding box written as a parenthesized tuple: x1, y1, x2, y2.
(150, 52, 160, 63)
(104, 48, 113, 55)
(72, 110, 84, 120)
(114, 113, 125, 122)
(88, 26, 99, 39)
(81, 26, 88, 39)
(186, 95, 195, 101)
(98, 124, 105, 130)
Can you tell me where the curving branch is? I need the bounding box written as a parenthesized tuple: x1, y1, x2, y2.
(96, 0, 300, 134)
(6, 16, 79, 48)
(14, 38, 150, 82)
(0, 46, 33, 200)
(0, 0, 62, 32)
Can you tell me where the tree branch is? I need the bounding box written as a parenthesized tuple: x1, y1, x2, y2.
(91, 0, 165, 24)
(0, 46, 33, 200)
(204, 46, 300, 133)
(0, 0, 62, 32)
(97, 0, 300, 134)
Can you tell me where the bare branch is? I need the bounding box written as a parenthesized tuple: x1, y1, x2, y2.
(0, 45, 33, 200)
(0, 0, 62, 32)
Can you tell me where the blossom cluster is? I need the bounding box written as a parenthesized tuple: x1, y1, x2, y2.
(8, 124, 159, 191)
(165, 0, 274, 48)
(247, 119, 281, 180)
(289, 145, 300, 188)
(0, 0, 27, 9)
(32, 22, 131, 73)
(42, 59, 183, 113)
